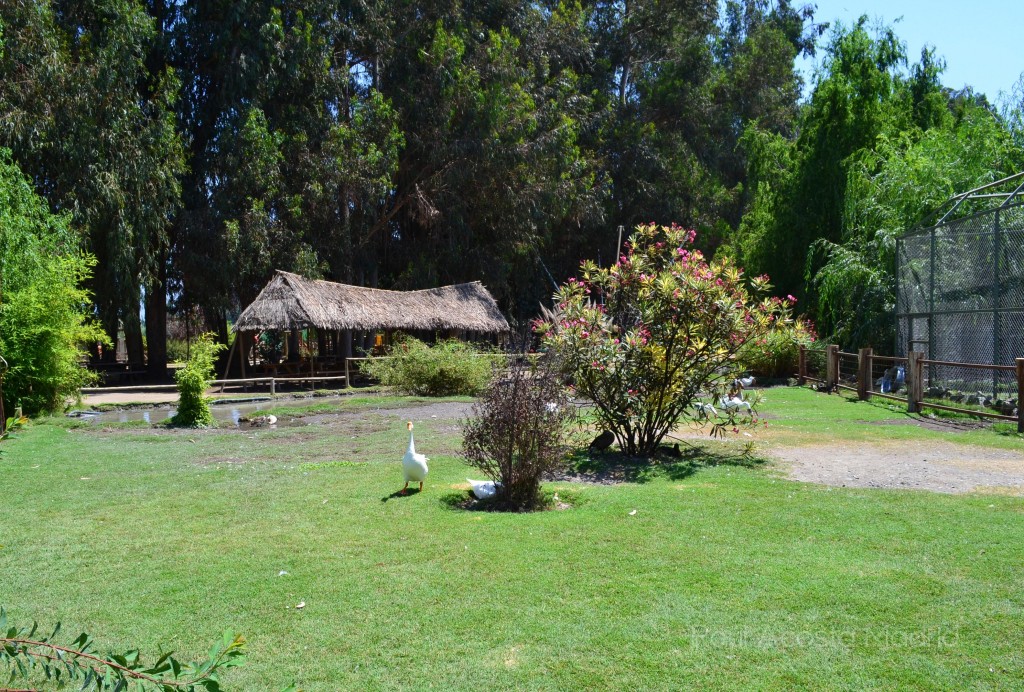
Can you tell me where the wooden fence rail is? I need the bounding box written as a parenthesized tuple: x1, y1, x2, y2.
(84, 375, 347, 396)
(799, 345, 1024, 432)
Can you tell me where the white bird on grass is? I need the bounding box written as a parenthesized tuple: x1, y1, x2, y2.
(401, 421, 429, 494)
(737, 375, 755, 389)
(693, 402, 718, 419)
(467, 478, 501, 500)
(247, 414, 277, 427)
(719, 396, 752, 414)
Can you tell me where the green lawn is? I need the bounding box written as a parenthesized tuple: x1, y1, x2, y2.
(2, 388, 1022, 689)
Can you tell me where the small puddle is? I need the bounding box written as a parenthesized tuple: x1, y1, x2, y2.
(71, 396, 351, 427)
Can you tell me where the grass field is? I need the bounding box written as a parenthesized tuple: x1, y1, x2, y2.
(2, 388, 1023, 689)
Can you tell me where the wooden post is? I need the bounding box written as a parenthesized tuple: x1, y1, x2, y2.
(1016, 358, 1024, 433)
(238, 332, 248, 392)
(270, 378, 276, 396)
(797, 345, 807, 385)
(826, 344, 839, 391)
(857, 347, 872, 400)
(344, 357, 351, 388)
(219, 337, 238, 393)
(908, 351, 924, 413)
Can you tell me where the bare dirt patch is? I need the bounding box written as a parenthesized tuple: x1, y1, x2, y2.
(771, 440, 1024, 494)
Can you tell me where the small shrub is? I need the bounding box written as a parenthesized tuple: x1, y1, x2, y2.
(166, 338, 190, 363)
(171, 333, 225, 427)
(462, 356, 578, 511)
(361, 335, 492, 396)
(738, 317, 817, 378)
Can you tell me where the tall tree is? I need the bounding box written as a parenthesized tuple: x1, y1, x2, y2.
(0, 0, 183, 371)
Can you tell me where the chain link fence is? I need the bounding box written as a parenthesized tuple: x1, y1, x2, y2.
(897, 197, 1024, 401)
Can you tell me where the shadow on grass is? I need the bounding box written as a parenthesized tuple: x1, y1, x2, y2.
(837, 390, 997, 431)
(558, 442, 768, 485)
(439, 487, 582, 513)
(380, 487, 422, 502)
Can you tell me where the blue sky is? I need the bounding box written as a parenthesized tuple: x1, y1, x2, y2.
(794, 0, 1024, 104)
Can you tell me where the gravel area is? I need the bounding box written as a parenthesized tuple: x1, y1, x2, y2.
(771, 440, 1024, 494)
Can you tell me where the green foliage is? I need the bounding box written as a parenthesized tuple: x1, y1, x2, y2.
(0, 607, 247, 691)
(730, 16, 1024, 349)
(0, 415, 28, 452)
(0, 0, 184, 363)
(166, 339, 190, 364)
(462, 356, 578, 510)
(738, 318, 817, 378)
(360, 337, 492, 397)
(171, 334, 225, 427)
(812, 98, 1023, 349)
(0, 149, 107, 416)
(540, 223, 790, 456)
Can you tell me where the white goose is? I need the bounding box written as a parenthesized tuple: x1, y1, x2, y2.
(467, 478, 501, 500)
(401, 421, 429, 494)
(719, 395, 752, 414)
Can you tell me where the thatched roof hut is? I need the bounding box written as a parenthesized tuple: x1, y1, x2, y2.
(234, 270, 510, 334)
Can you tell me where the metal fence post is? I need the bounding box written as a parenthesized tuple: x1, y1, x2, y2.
(798, 345, 807, 385)
(825, 344, 839, 391)
(1016, 358, 1024, 434)
(908, 351, 924, 413)
(857, 347, 872, 400)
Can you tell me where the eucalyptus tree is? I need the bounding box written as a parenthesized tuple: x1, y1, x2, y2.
(0, 0, 184, 371)
(171, 0, 404, 337)
(370, 1, 603, 311)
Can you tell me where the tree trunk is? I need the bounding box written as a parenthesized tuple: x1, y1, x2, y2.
(124, 308, 145, 369)
(146, 256, 168, 378)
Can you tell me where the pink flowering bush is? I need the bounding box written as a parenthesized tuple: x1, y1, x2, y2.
(537, 223, 792, 456)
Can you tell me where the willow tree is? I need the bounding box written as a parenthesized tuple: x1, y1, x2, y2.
(0, 150, 107, 416)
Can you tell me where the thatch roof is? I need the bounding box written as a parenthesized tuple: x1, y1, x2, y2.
(233, 271, 510, 333)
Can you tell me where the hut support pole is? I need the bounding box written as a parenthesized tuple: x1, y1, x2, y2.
(239, 332, 247, 383)
(219, 336, 238, 393)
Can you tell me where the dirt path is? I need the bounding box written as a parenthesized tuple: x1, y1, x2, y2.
(770, 440, 1024, 494)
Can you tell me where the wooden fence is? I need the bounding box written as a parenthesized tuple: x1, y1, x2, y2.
(82, 375, 347, 396)
(798, 345, 1024, 433)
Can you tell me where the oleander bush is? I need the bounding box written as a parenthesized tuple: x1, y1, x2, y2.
(539, 223, 791, 456)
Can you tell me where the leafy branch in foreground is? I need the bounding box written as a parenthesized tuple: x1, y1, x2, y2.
(0, 417, 28, 453)
(1, 607, 246, 691)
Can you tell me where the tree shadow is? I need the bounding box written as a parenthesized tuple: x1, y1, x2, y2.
(380, 487, 422, 502)
(439, 487, 578, 513)
(558, 441, 768, 484)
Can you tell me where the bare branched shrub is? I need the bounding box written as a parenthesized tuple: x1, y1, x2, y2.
(462, 356, 577, 511)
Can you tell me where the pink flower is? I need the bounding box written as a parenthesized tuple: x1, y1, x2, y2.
(786, 294, 797, 303)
